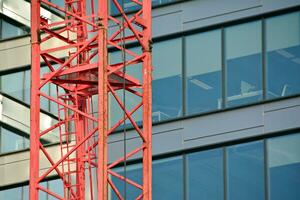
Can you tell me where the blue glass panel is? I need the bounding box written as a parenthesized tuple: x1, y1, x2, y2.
(152, 38, 182, 122)
(227, 141, 264, 200)
(186, 30, 222, 115)
(266, 12, 300, 99)
(23, 182, 47, 200)
(24, 70, 31, 104)
(1, 18, 29, 40)
(187, 149, 223, 200)
(1, 71, 24, 101)
(40, 67, 50, 111)
(110, 0, 179, 15)
(0, 186, 22, 200)
(111, 156, 183, 200)
(268, 133, 300, 200)
(111, 164, 142, 199)
(0, 127, 24, 153)
(225, 21, 262, 107)
(48, 179, 64, 199)
(153, 156, 183, 200)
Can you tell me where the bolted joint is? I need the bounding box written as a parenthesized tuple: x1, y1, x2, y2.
(143, 39, 153, 53)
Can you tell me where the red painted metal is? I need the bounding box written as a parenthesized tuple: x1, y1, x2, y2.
(29, 0, 152, 199)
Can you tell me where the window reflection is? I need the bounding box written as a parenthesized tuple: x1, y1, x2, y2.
(266, 12, 300, 99)
(0, 186, 22, 200)
(48, 179, 64, 199)
(110, 156, 183, 200)
(152, 38, 182, 122)
(110, 0, 179, 15)
(0, 126, 26, 154)
(153, 156, 183, 200)
(225, 21, 263, 107)
(111, 164, 142, 199)
(187, 149, 223, 200)
(226, 141, 264, 200)
(268, 133, 300, 200)
(186, 30, 222, 115)
(1, 18, 29, 40)
(1, 71, 24, 101)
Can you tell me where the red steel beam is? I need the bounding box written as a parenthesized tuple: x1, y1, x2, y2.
(30, 0, 152, 199)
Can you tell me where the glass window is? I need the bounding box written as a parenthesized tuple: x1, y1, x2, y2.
(187, 149, 223, 200)
(226, 141, 264, 200)
(40, 67, 50, 111)
(267, 133, 300, 200)
(266, 12, 300, 99)
(0, 186, 22, 200)
(111, 156, 183, 200)
(1, 71, 24, 101)
(225, 21, 262, 107)
(185, 30, 222, 115)
(153, 156, 183, 200)
(48, 179, 64, 199)
(1, 18, 29, 40)
(152, 38, 182, 122)
(23, 183, 47, 200)
(24, 69, 31, 104)
(0, 126, 25, 153)
(110, 0, 178, 15)
(109, 47, 142, 128)
(111, 164, 142, 199)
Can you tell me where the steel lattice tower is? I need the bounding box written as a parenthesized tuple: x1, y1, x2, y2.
(29, 0, 152, 199)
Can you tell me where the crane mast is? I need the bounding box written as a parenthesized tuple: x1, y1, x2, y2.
(29, 0, 152, 199)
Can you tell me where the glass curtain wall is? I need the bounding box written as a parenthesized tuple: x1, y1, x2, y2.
(0, 126, 29, 154)
(185, 30, 222, 115)
(1, 132, 300, 199)
(0, 17, 29, 40)
(225, 21, 263, 107)
(266, 12, 300, 99)
(1, 11, 300, 123)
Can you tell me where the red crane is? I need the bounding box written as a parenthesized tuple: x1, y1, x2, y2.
(29, 0, 152, 199)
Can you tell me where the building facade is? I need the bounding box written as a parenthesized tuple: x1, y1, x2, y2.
(0, 0, 300, 199)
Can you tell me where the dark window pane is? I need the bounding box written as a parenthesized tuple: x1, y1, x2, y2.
(40, 67, 50, 111)
(23, 182, 47, 200)
(225, 21, 262, 107)
(153, 38, 182, 122)
(187, 149, 223, 200)
(111, 164, 142, 199)
(109, 47, 142, 128)
(0, 187, 22, 200)
(153, 156, 183, 200)
(226, 141, 264, 200)
(266, 12, 300, 99)
(111, 156, 183, 200)
(1, 18, 29, 39)
(186, 30, 222, 115)
(0, 127, 25, 153)
(24, 70, 31, 104)
(48, 179, 64, 199)
(1, 71, 24, 101)
(268, 133, 300, 200)
(110, 0, 178, 15)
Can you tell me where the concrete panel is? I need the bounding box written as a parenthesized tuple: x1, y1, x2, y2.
(153, 10, 182, 37)
(264, 104, 300, 133)
(182, 0, 262, 29)
(183, 6, 262, 31)
(184, 126, 264, 149)
(183, 106, 264, 141)
(262, 0, 300, 13)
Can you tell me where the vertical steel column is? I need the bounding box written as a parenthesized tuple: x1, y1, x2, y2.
(29, 0, 41, 199)
(97, 0, 108, 199)
(142, 0, 153, 198)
